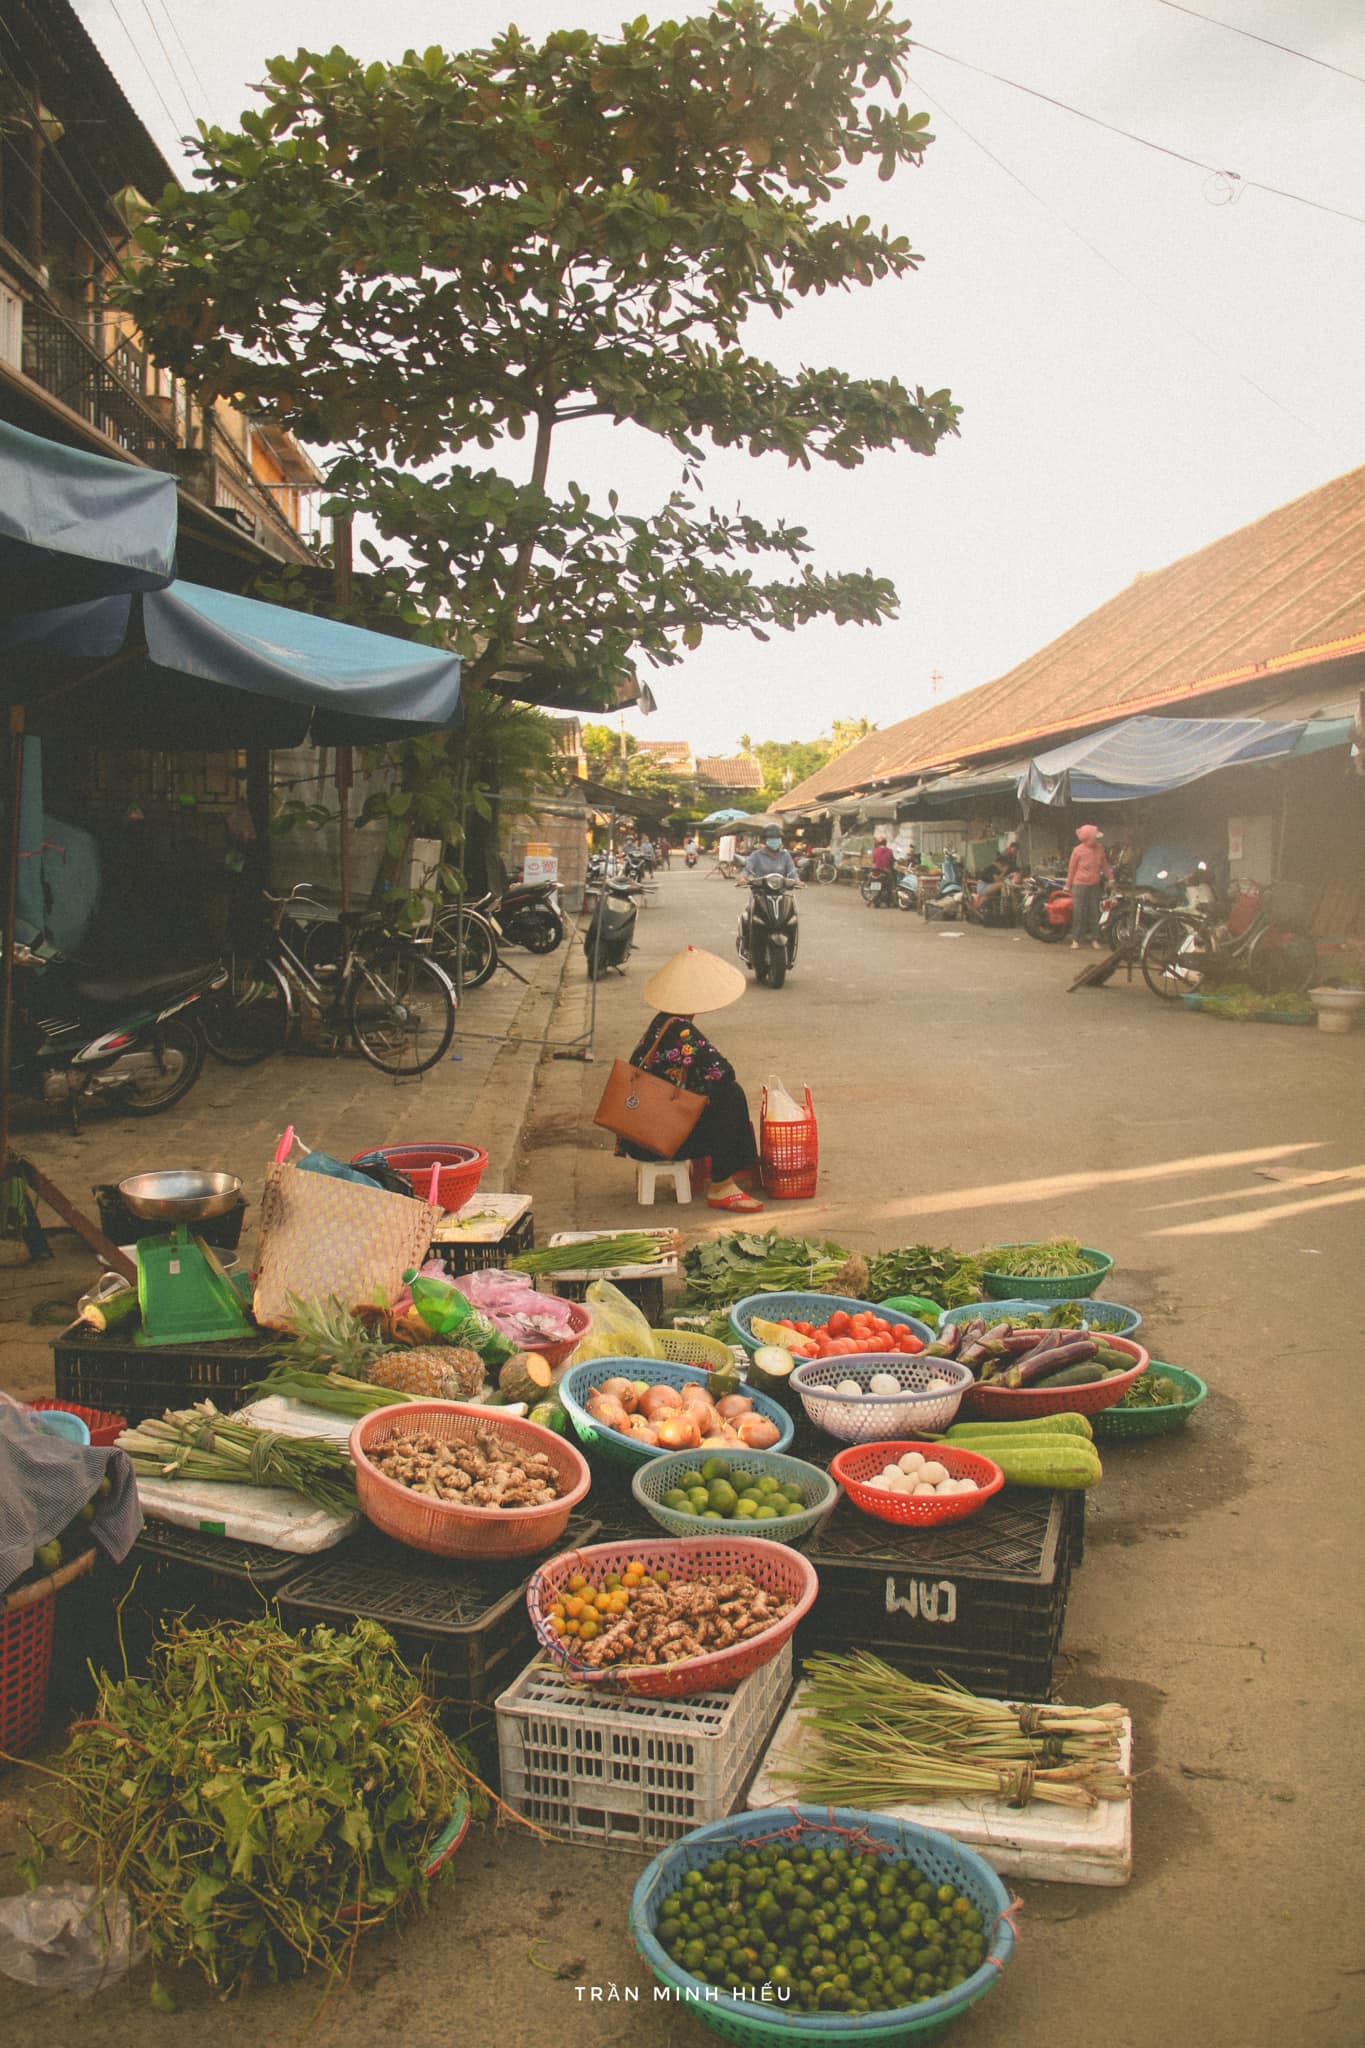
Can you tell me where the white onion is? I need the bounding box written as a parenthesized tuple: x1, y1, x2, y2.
(868, 1372, 900, 1396)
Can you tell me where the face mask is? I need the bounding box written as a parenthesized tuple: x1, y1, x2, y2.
(765, 839, 781, 850)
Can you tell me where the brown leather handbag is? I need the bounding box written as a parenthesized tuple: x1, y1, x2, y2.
(592, 1021, 707, 1158)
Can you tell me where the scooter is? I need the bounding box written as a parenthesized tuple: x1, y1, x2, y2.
(737, 875, 800, 988)
(582, 880, 641, 978)
(8, 938, 224, 1130)
(1020, 873, 1072, 944)
(498, 872, 565, 953)
(684, 846, 698, 869)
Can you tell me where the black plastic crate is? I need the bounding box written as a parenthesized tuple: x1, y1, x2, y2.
(797, 1485, 1072, 1691)
(124, 1519, 302, 1618)
(275, 1512, 601, 1706)
(795, 1609, 1067, 1703)
(550, 1272, 666, 1323)
(53, 1324, 282, 1424)
(425, 1208, 534, 1277)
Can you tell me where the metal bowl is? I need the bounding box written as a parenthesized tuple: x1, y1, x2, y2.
(116, 1169, 243, 1221)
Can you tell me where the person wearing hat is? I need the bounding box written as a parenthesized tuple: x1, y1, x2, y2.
(616, 945, 763, 1213)
(1066, 823, 1114, 950)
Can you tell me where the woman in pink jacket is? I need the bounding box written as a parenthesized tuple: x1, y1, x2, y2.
(1066, 823, 1114, 950)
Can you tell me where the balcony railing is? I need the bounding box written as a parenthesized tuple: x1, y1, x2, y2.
(22, 298, 178, 465)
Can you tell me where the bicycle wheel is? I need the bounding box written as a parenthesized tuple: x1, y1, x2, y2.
(1246, 928, 1316, 995)
(202, 954, 291, 1064)
(1142, 916, 1206, 999)
(120, 1016, 205, 1114)
(346, 940, 456, 1076)
(432, 910, 498, 991)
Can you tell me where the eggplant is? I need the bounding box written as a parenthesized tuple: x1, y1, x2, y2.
(982, 1322, 1013, 1347)
(962, 1318, 988, 1344)
(1001, 1330, 1053, 1355)
(923, 1323, 962, 1359)
(1005, 1337, 1098, 1388)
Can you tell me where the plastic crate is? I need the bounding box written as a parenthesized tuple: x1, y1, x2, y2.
(124, 1521, 303, 1623)
(52, 1325, 282, 1425)
(550, 1271, 666, 1324)
(275, 1514, 601, 1706)
(496, 1642, 792, 1851)
(796, 1485, 1074, 1701)
(424, 1207, 534, 1277)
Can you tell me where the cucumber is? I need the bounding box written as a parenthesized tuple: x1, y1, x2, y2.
(527, 1400, 568, 1434)
(943, 1436, 1102, 1489)
(948, 1412, 1093, 1441)
(1034, 1362, 1107, 1388)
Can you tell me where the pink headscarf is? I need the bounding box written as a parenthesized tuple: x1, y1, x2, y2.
(1075, 823, 1103, 843)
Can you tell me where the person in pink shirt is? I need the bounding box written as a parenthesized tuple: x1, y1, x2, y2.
(1066, 823, 1115, 949)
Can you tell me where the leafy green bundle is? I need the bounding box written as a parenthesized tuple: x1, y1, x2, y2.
(26, 1617, 481, 1998)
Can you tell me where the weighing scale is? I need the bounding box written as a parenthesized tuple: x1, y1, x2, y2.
(117, 1170, 254, 1347)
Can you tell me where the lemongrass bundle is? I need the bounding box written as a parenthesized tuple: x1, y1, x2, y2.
(118, 1401, 356, 1517)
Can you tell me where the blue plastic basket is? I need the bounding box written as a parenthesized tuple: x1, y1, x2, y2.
(938, 1297, 1142, 1337)
(558, 1358, 794, 1470)
(632, 1447, 838, 1543)
(31, 1408, 92, 1446)
(629, 1805, 1016, 2045)
(729, 1293, 934, 1357)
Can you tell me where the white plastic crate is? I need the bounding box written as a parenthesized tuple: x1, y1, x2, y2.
(496, 1644, 791, 1852)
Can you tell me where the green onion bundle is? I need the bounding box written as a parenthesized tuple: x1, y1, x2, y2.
(508, 1231, 677, 1274)
(975, 1237, 1093, 1278)
(119, 1401, 357, 1516)
(777, 1652, 1130, 1810)
(247, 1367, 417, 1416)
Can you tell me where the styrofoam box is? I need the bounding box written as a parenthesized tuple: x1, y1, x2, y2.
(748, 1680, 1132, 1887)
(496, 1643, 792, 1853)
(132, 1475, 359, 1553)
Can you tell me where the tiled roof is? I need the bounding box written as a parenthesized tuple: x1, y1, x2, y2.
(775, 465, 1365, 809)
(696, 754, 764, 788)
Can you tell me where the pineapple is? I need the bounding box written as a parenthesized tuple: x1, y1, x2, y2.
(283, 1295, 486, 1402)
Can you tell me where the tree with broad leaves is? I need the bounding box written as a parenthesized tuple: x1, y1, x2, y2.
(116, 0, 959, 712)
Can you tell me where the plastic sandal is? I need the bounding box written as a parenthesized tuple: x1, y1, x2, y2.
(707, 1191, 764, 1213)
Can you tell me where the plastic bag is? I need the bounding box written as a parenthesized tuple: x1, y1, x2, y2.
(764, 1073, 805, 1122)
(0, 1884, 146, 1997)
(451, 1269, 580, 1346)
(567, 1278, 660, 1363)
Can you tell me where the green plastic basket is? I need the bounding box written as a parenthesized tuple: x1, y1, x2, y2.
(979, 1246, 1114, 1300)
(632, 1447, 838, 1544)
(1093, 1363, 1207, 1440)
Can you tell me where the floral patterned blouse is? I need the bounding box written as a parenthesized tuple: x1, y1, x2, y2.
(630, 1012, 734, 1095)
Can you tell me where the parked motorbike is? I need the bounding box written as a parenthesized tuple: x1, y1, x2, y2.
(583, 879, 641, 978)
(1020, 873, 1072, 944)
(8, 939, 223, 1130)
(737, 874, 800, 988)
(684, 847, 698, 869)
(860, 864, 911, 911)
(498, 872, 565, 953)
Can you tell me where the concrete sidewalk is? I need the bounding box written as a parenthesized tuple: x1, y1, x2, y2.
(0, 933, 574, 1396)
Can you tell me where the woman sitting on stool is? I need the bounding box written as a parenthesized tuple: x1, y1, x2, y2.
(616, 946, 763, 1213)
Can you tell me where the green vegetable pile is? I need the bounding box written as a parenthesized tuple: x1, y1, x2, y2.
(1016, 1303, 1130, 1333)
(680, 1233, 984, 1314)
(651, 1832, 988, 2014)
(976, 1237, 1095, 1279)
(1115, 1371, 1184, 1410)
(24, 1616, 481, 1998)
(1194, 983, 1312, 1022)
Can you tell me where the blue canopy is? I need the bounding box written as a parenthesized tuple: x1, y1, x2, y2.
(0, 418, 177, 611)
(702, 807, 752, 825)
(1020, 714, 1312, 806)
(0, 580, 462, 746)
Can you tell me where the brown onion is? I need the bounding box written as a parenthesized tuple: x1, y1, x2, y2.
(638, 1384, 683, 1420)
(598, 1376, 639, 1413)
(736, 1413, 781, 1450)
(655, 1410, 702, 1451)
(715, 1393, 755, 1420)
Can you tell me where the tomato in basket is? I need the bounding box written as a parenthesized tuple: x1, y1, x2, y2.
(778, 1312, 924, 1359)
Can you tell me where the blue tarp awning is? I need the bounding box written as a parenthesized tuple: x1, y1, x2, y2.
(0, 580, 462, 746)
(1020, 714, 1322, 806)
(0, 418, 177, 610)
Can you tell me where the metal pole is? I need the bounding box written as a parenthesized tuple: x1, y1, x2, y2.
(0, 704, 25, 1174)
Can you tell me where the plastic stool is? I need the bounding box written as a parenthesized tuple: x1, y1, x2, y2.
(635, 1159, 692, 1206)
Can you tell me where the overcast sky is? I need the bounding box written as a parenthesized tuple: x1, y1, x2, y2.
(74, 1, 1365, 755)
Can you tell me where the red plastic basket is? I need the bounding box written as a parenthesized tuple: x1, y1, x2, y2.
(353, 1143, 488, 1212)
(960, 1335, 1150, 1421)
(759, 1083, 818, 1200)
(831, 1439, 1005, 1528)
(0, 1550, 96, 1758)
(350, 1402, 591, 1560)
(27, 1399, 127, 1447)
(529, 1299, 591, 1372)
(526, 1536, 818, 1699)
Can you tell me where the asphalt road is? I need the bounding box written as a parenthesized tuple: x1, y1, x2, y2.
(3, 867, 1363, 2048)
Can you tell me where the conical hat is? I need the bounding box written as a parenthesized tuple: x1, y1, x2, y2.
(643, 945, 745, 1015)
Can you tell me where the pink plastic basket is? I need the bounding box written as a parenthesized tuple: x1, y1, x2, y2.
(350, 1403, 591, 1559)
(830, 1440, 1005, 1528)
(960, 1334, 1150, 1420)
(353, 1143, 487, 1212)
(526, 1536, 818, 1699)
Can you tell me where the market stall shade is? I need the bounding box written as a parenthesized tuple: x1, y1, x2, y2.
(1018, 713, 1331, 807)
(700, 807, 751, 826)
(0, 418, 177, 615)
(0, 580, 462, 746)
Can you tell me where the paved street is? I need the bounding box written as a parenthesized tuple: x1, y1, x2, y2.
(4, 866, 1364, 2048)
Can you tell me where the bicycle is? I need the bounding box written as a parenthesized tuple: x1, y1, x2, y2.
(203, 885, 457, 1075)
(1140, 882, 1316, 1001)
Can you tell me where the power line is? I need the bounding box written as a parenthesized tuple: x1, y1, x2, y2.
(105, 0, 184, 146)
(911, 40, 1365, 227)
(152, 0, 211, 107)
(904, 71, 1324, 441)
(1154, 2, 1365, 88)
(135, 0, 199, 129)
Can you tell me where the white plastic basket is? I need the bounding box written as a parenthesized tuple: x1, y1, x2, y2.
(789, 1356, 972, 1444)
(495, 1643, 792, 1852)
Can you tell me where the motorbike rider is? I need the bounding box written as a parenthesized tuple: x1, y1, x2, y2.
(869, 828, 897, 909)
(742, 828, 802, 887)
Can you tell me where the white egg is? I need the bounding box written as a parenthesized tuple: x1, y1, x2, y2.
(882, 1464, 905, 1485)
(898, 1451, 926, 1476)
(912, 1481, 938, 1496)
(919, 1460, 948, 1486)
(835, 1377, 863, 1398)
(868, 1372, 900, 1396)
(957, 1476, 978, 1493)
(868, 1474, 893, 1491)
(925, 1376, 951, 1393)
